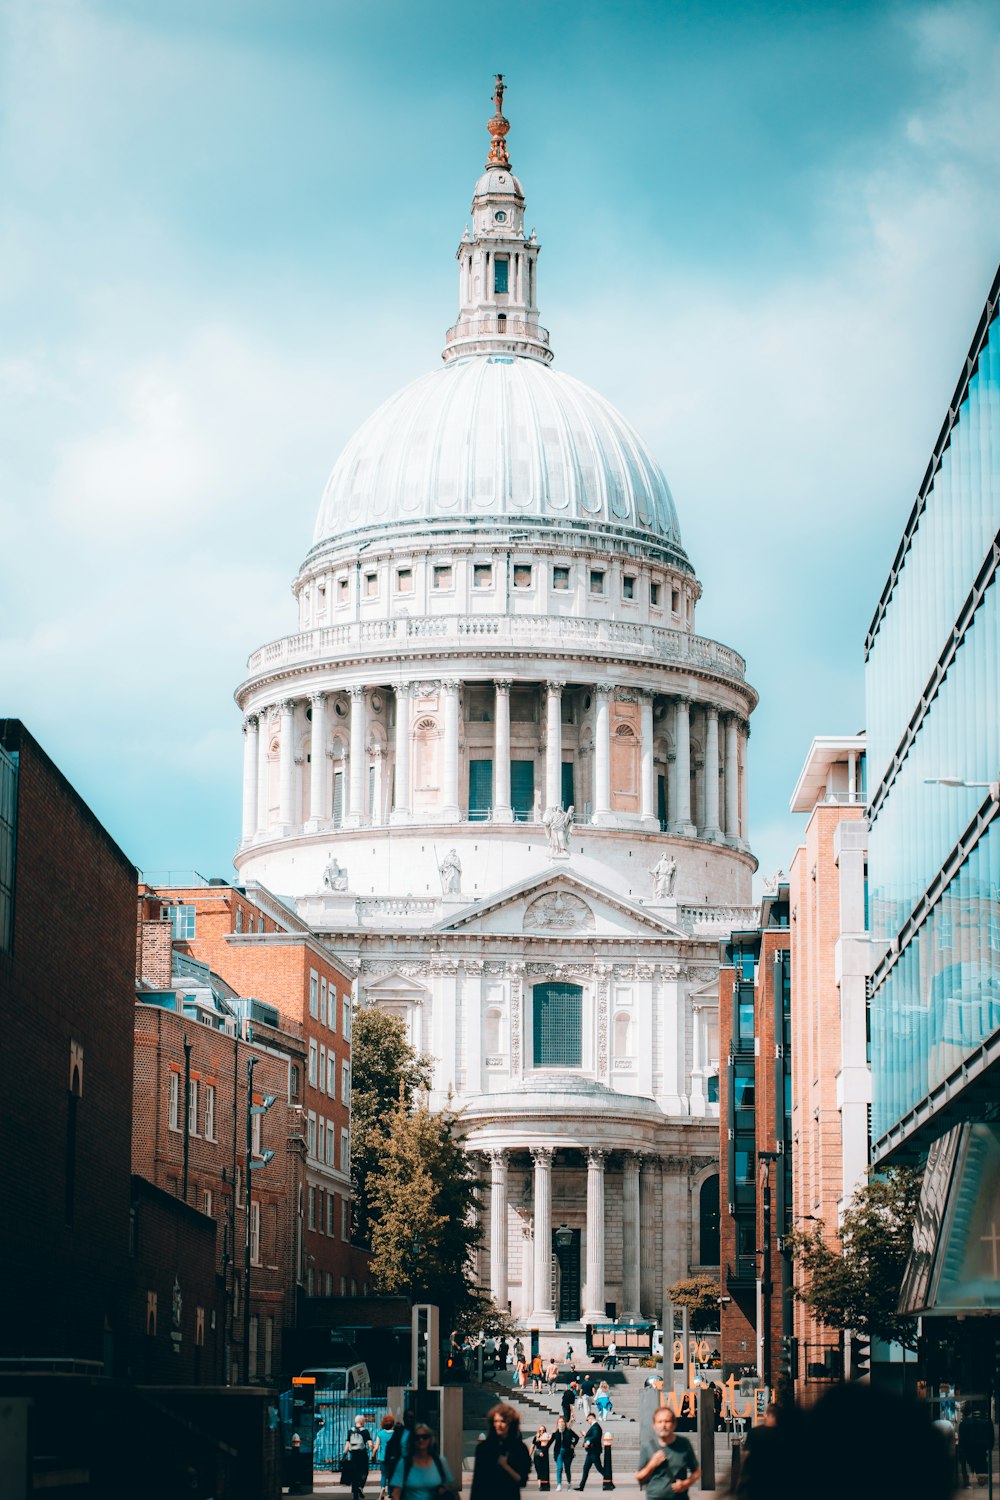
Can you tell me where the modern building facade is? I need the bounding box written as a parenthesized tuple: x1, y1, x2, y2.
(717, 884, 791, 1383)
(867, 267, 1000, 1385)
(233, 81, 758, 1326)
(788, 735, 870, 1397)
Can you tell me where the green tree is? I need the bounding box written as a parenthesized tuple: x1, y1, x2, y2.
(350, 1007, 430, 1247)
(367, 1096, 481, 1328)
(787, 1169, 922, 1347)
(667, 1275, 721, 1332)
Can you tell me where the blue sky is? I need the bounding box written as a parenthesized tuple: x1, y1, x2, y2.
(1, 0, 998, 888)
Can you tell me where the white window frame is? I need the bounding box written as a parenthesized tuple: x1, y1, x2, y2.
(308, 1039, 318, 1087)
(204, 1082, 216, 1141)
(327, 1052, 336, 1098)
(326, 1120, 336, 1166)
(340, 1128, 350, 1175)
(309, 971, 319, 1018)
(168, 1072, 180, 1131)
(188, 1077, 200, 1137)
(250, 1201, 261, 1266)
(341, 1059, 350, 1100)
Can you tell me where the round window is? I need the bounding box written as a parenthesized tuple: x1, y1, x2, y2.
(494, 210, 507, 223)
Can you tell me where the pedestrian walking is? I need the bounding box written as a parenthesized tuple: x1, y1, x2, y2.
(959, 1406, 996, 1488)
(595, 1383, 613, 1420)
(531, 1353, 544, 1392)
(375, 1414, 399, 1500)
(470, 1403, 531, 1500)
(551, 1418, 578, 1491)
(545, 1356, 561, 1393)
(516, 1355, 530, 1390)
(604, 1341, 618, 1372)
(531, 1426, 553, 1491)
(498, 1338, 510, 1372)
(389, 1424, 456, 1500)
(574, 1418, 605, 1491)
(344, 1414, 375, 1500)
(634, 1407, 699, 1498)
(561, 1384, 576, 1424)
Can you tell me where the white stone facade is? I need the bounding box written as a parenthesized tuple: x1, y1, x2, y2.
(234, 80, 757, 1325)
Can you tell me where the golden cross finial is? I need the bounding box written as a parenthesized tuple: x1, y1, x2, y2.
(486, 73, 511, 169)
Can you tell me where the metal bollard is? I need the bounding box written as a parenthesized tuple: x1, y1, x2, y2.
(601, 1433, 614, 1491)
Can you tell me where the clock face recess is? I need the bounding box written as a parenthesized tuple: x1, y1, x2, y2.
(494, 210, 507, 223)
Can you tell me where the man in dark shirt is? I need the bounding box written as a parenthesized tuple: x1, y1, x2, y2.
(635, 1407, 700, 1497)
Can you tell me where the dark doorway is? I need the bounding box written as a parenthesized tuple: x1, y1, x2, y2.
(511, 760, 535, 821)
(554, 1228, 581, 1322)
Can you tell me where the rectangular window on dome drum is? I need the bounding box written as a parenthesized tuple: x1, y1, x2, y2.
(622, 575, 635, 600)
(433, 565, 453, 590)
(494, 257, 509, 294)
(510, 759, 535, 821)
(552, 566, 570, 590)
(590, 570, 605, 595)
(533, 982, 583, 1067)
(513, 564, 532, 589)
(469, 759, 493, 821)
(474, 563, 493, 588)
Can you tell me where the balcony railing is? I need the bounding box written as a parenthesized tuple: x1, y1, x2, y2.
(444, 316, 550, 346)
(244, 615, 748, 684)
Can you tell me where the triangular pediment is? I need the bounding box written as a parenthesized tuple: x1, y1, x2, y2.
(432, 866, 689, 940)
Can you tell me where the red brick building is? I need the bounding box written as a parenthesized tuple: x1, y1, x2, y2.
(718, 882, 791, 1387)
(128, 1175, 223, 1384)
(788, 735, 869, 1397)
(0, 719, 135, 1373)
(132, 967, 306, 1385)
(136, 880, 368, 1323)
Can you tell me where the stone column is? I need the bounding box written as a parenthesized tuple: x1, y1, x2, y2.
(392, 686, 411, 821)
(639, 1155, 658, 1317)
(583, 1149, 606, 1321)
(521, 1222, 534, 1321)
(660, 1157, 689, 1289)
(370, 746, 384, 827)
(704, 707, 722, 839)
(622, 1152, 641, 1317)
(256, 710, 271, 836)
(673, 698, 695, 836)
(488, 1150, 509, 1309)
(530, 1147, 555, 1325)
(592, 686, 611, 822)
(640, 691, 656, 824)
(278, 699, 295, 830)
(493, 679, 513, 822)
(545, 680, 564, 811)
(346, 686, 366, 827)
(307, 693, 326, 828)
(739, 725, 749, 841)
(441, 679, 460, 820)
(666, 749, 678, 829)
(241, 713, 259, 843)
(724, 714, 740, 838)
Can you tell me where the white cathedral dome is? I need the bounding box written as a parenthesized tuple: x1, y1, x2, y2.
(312, 354, 684, 550)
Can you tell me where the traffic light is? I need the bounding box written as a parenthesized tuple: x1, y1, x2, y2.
(849, 1334, 871, 1381)
(778, 1335, 799, 1382)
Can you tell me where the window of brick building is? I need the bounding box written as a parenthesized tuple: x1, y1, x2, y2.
(169, 904, 195, 940)
(327, 1052, 336, 1098)
(309, 971, 319, 1018)
(289, 1063, 300, 1103)
(308, 1186, 316, 1230)
(340, 1128, 350, 1176)
(341, 1060, 350, 1100)
(168, 1072, 180, 1131)
(204, 1083, 216, 1140)
(308, 1040, 318, 1087)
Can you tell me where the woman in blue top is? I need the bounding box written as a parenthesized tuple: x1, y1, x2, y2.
(389, 1424, 455, 1500)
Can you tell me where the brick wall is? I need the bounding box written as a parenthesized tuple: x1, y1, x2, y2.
(0, 720, 136, 1373)
(128, 1175, 223, 1383)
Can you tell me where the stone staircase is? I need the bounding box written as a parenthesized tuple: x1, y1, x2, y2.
(468, 1366, 651, 1470)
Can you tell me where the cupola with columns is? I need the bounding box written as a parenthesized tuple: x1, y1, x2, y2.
(444, 75, 550, 365)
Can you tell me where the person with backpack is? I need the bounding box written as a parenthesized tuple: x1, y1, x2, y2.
(389, 1423, 456, 1500)
(344, 1414, 375, 1500)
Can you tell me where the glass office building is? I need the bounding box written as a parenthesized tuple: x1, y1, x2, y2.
(866, 266, 1000, 1163)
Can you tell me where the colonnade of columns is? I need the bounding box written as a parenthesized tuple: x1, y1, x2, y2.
(240, 678, 749, 845)
(484, 1146, 664, 1326)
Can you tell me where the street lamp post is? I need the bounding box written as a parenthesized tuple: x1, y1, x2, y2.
(758, 1151, 778, 1391)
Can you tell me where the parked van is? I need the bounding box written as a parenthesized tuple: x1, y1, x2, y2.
(299, 1363, 372, 1399)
